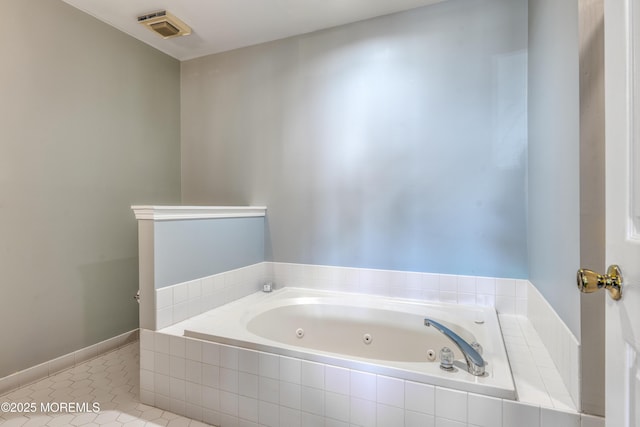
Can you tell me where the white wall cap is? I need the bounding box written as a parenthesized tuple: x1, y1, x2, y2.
(131, 205, 267, 221)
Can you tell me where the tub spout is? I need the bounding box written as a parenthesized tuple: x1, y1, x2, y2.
(424, 318, 485, 376)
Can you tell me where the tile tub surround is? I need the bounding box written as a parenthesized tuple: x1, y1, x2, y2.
(265, 262, 530, 316)
(155, 263, 265, 330)
(0, 330, 138, 397)
(154, 261, 580, 411)
(157, 262, 530, 332)
(140, 330, 602, 427)
(527, 283, 581, 409)
(499, 314, 576, 411)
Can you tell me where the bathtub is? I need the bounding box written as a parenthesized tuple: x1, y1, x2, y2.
(175, 287, 516, 400)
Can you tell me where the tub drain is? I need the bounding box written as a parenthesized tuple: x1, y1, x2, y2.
(295, 328, 304, 338)
(363, 334, 373, 345)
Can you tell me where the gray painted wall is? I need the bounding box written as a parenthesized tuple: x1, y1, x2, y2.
(181, 0, 528, 279)
(0, 0, 180, 377)
(528, 0, 581, 337)
(154, 218, 265, 288)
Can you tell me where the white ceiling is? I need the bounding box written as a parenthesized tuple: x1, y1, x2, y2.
(61, 0, 446, 61)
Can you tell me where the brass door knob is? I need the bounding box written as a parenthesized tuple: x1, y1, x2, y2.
(577, 265, 623, 300)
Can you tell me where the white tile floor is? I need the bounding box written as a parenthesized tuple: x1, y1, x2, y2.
(0, 343, 210, 427)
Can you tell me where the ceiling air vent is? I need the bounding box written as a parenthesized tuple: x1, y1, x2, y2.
(138, 11, 191, 39)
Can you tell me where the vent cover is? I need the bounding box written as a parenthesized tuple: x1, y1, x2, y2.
(138, 11, 191, 39)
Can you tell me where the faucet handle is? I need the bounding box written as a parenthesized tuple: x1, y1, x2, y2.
(439, 347, 455, 371)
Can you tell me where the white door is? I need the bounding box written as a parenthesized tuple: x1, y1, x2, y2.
(605, 1, 640, 425)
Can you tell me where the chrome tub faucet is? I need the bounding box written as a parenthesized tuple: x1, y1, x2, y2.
(424, 318, 485, 376)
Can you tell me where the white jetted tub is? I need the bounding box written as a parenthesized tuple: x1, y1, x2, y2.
(177, 287, 516, 399)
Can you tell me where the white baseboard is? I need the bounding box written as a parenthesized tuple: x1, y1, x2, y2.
(0, 329, 139, 397)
